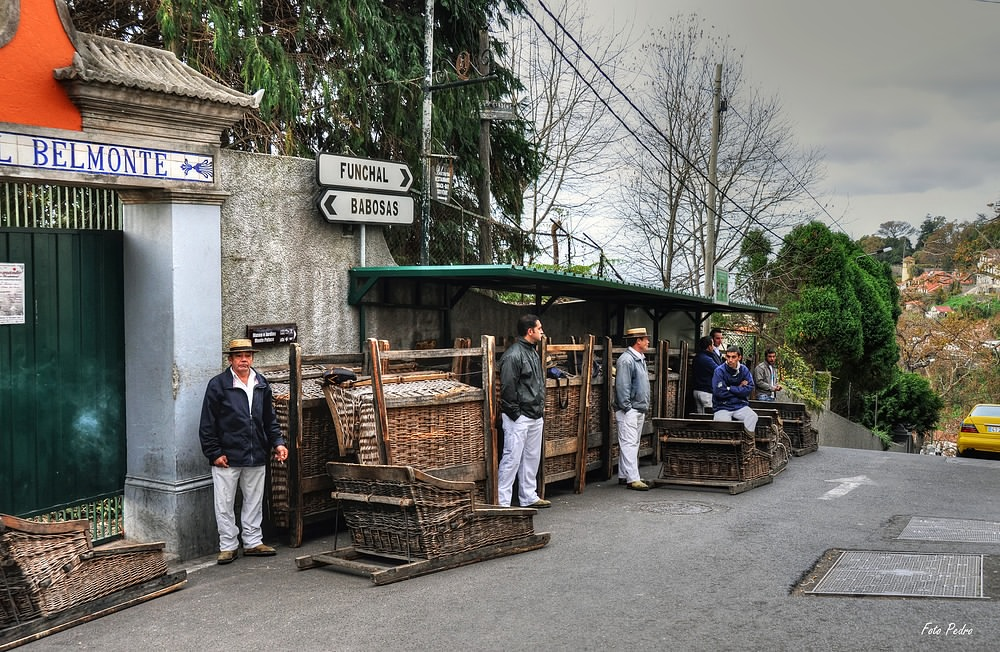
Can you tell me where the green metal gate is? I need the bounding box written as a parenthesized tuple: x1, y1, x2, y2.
(0, 183, 125, 541)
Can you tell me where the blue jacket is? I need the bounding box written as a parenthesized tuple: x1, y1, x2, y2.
(711, 362, 755, 412)
(499, 337, 545, 420)
(199, 367, 285, 467)
(692, 350, 718, 394)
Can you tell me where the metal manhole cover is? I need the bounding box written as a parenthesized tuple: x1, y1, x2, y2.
(898, 516, 1000, 543)
(807, 551, 985, 599)
(624, 500, 726, 515)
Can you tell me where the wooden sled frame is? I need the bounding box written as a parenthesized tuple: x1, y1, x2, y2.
(651, 418, 773, 494)
(295, 462, 550, 585)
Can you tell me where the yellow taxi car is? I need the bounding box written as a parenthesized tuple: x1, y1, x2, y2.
(957, 404, 1000, 456)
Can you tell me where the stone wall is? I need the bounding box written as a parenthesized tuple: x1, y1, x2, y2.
(813, 408, 885, 451)
(217, 150, 395, 366)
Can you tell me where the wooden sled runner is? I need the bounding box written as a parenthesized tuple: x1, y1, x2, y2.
(295, 463, 550, 585)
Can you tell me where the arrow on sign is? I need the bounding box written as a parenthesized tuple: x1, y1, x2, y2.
(316, 153, 413, 193)
(819, 475, 875, 501)
(317, 188, 414, 225)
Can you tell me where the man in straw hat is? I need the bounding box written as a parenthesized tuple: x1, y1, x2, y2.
(615, 327, 651, 490)
(199, 338, 288, 564)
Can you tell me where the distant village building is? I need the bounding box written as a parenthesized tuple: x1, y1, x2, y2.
(926, 305, 953, 319)
(898, 269, 974, 296)
(973, 249, 1000, 294)
(901, 256, 915, 284)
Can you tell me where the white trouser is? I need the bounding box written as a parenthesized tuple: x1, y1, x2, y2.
(497, 414, 543, 507)
(616, 409, 645, 483)
(693, 390, 713, 414)
(713, 406, 759, 433)
(212, 465, 266, 551)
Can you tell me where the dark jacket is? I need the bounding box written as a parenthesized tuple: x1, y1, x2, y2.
(499, 337, 545, 420)
(692, 350, 719, 394)
(711, 362, 755, 412)
(199, 367, 285, 467)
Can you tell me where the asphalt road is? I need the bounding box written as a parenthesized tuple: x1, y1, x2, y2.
(25, 447, 1000, 651)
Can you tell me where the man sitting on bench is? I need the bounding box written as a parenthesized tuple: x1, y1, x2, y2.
(711, 346, 758, 433)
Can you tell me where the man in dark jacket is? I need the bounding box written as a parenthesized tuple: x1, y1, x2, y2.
(199, 339, 288, 564)
(711, 345, 758, 433)
(497, 314, 550, 508)
(691, 335, 718, 414)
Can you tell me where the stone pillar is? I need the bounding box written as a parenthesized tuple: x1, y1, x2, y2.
(120, 189, 226, 560)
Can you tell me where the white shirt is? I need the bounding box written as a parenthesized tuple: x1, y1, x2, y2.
(231, 368, 256, 412)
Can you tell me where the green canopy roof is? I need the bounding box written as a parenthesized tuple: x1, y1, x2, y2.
(348, 264, 776, 315)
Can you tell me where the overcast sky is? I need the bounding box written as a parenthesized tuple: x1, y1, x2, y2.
(572, 0, 1000, 239)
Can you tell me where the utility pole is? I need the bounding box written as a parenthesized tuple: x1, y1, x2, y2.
(477, 30, 492, 264)
(704, 63, 722, 299)
(419, 0, 434, 266)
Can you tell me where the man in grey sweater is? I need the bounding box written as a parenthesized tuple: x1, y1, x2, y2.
(616, 327, 651, 491)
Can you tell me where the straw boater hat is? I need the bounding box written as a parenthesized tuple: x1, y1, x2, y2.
(225, 338, 259, 354)
(624, 327, 648, 340)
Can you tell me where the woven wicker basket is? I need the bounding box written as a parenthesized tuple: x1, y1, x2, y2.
(270, 381, 342, 526)
(327, 379, 489, 500)
(0, 516, 167, 626)
(329, 467, 534, 560)
(655, 420, 770, 482)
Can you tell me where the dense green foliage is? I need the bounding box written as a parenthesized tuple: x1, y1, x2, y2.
(67, 0, 542, 264)
(865, 371, 943, 437)
(765, 221, 900, 408)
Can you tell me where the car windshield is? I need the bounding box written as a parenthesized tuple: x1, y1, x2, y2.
(970, 405, 1000, 418)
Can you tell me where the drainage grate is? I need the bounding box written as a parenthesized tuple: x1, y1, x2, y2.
(898, 516, 1000, 543)
(624, 500, 726, 515)
(807, 551, 985, 599)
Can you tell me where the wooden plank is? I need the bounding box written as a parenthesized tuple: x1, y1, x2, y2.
(450, 337, 471, 376)
(379, 347, 483, 361)
(298, 474, 334, 495)
(425, 461, 486, 484)
(544, 469, 577, 483)
(367, 338, 390, 465)
(297, 533, 551, 586)
(651, 475, 772, 495)
(599, 337, 614, 480)
(369, 533, 551, 585)
(575, 335, 595, 493)
(0, 572, 187, 651)
(288, 342, 305, 548)
(330, 491, 415, 508)
(482, 335, 498, 505)
(544, 437, 579, 457)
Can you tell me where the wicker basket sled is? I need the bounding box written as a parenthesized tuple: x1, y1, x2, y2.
(295, 463, 549, 585)
(749, 400, 818, 456)
(0, 514, 185, 649)
(651, 418, 773, 494)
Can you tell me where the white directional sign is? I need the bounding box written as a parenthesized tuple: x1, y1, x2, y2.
(317, 153, 413, 193)
(317, 188, 414, 225)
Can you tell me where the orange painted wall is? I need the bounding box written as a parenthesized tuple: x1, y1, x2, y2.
(0, 0, 82, 131)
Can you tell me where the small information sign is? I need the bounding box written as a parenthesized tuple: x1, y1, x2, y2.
(246, 323, 298, 346)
